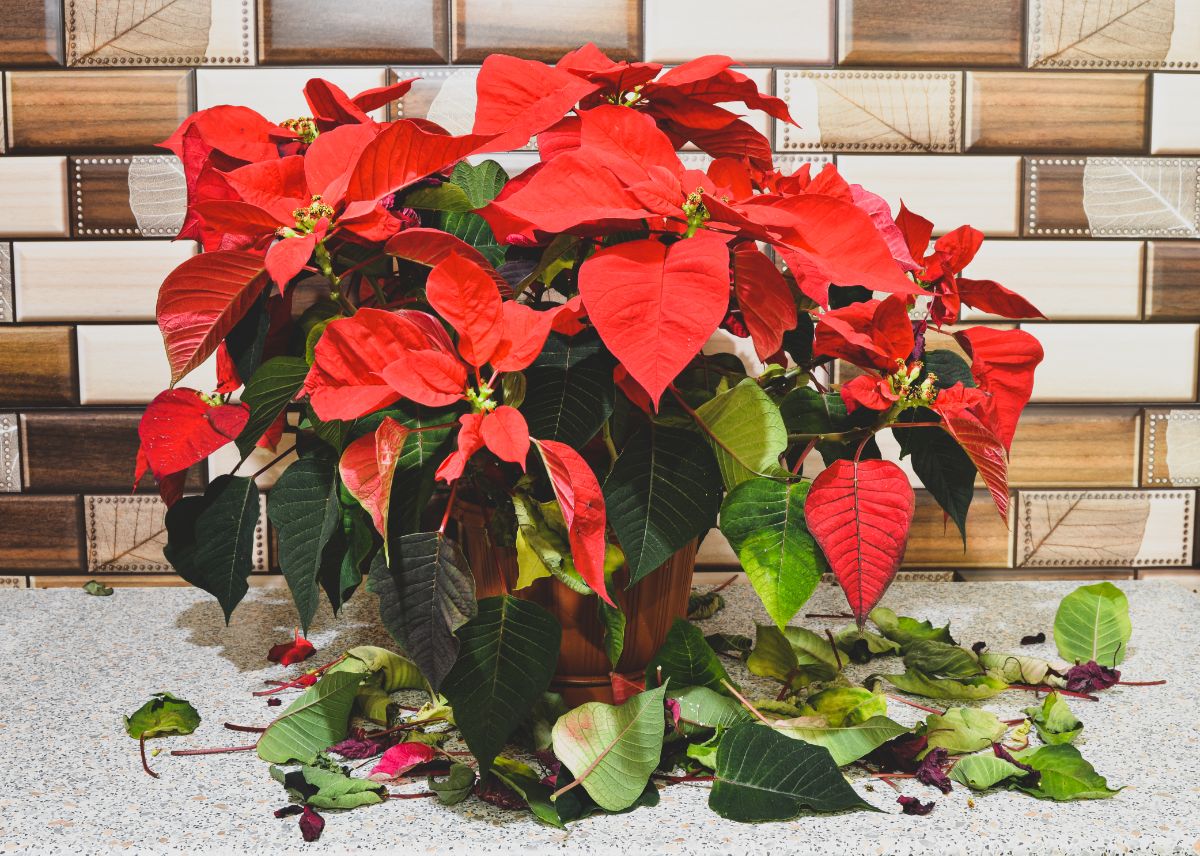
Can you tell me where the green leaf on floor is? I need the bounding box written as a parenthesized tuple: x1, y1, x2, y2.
(83, 580, 113, 596)
(257, 667, 368, 764)
(949, 753, 1026, 790)
(1014, 744, 1120, 801)
(870, 669, 1008, 700)
(1024, 692, 1084, 745)
(978, 651, 1065, 687)
(922, 708, 1006, 755)
(646, 618, 734, 694)
(687, 590, 725, 620)
(869, 607, 955, 651)
(903, 640, 983, 679)
(667, 685, 752, 736)
(429, 762, 476, 805)
(798, 687, 887, 727)
(492, 757, 565, 828)
(1053, 582, 1131, 668)
(775, 715, 910, 767)
(746, 624, 840, 691)
(270, 764, 386, 810)
(124, 692, 200, 740)
(833, 626, 900, 663)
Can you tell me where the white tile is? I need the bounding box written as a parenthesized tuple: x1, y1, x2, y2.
(391, 66, 480, 135)
(963, 240, 1144, 321)
(1028, 323, 1199, 402)
(196, 67, 388, 121)
(0, 243, 11, 323)
(0, 158, 69, 237)
(836, 155, 1022, 236)
(76, 325, 216, 404)
(13, 241, 196, 322)
(1151, 73, 1200, 155)
(466, 151, 539, 176)
(207, 420, 297, 489)
(645, 0, 832, 64)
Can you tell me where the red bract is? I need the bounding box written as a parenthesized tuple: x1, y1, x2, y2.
(339, 417, 412, 538)
(814, 298, 915, 372)
(135, 389, 249, 505)
(953, 327, 1044, 452)
(933, 384, 1011, 522)
(534, 440, 613, 606)
(368, 742, 439, 781)
(267, 629, 316, 666)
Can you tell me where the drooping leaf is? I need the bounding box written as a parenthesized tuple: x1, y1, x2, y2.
(719, 478, 826, 629)
(805, 459, 915, 625)
(163, 475, 261, 623)
(268, 457, 343, 632)
(903, 640, 982, 679)
(1053, 582, 1132, 668)
(367, 531, 477, 692)
(872, 669, 1008, 700)
(746, 624, 840, 691)
(236, 356, 308, 459)
(598, 599, 626, 668)
(123, 692, 200, 739)
(798, 687, 886, 727)
(833, 626, 900, 663)
(604, 422, 721, 583)
(83, 579, 114, 596)
(645, 618, 734, 694)
(271, 765, 387, 810)
(694, 378, 789, 491)
(492, 757, 565, 829)
(520, 331, 614, 449)
(868, 607, 955, 652)
(1025, 692, 1084, 745)
(429, 762, 477, 805)
(922, 708, 1005, 755)
(1012, 744, 1120, 801)
(137, 389, 248, 483)
(949, 753, 1026, 790)
(978, 651, 1064, 687)
(938, 409, 1010, 523)
(440, 596, 561, 775)
(709, 722, 875, 821)
(687, 590, 725, 620)
(551, 684, 668, 812)
(896, 424, 975, 545)
(257, 666, 367, 764)
(776, 715, 910, 767)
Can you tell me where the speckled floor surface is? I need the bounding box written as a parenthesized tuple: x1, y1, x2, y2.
(0, 578, 1197, 855)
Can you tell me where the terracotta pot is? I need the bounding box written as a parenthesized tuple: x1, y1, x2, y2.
(455, 503, 695, 707)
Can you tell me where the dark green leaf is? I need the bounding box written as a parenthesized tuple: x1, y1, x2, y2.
(236, 356, 308, 459)
(271, 765, 386, 810)
(492, 757, 565, 828)
(687, 590, 725, 620)
(520, 331, 614, 449)
(429, 762, 477, 805)
(646, 618, 734, 694)
(598, 599, 625, 667)
(405, 182, 474, 212)
(123, 692, 200, 739)
(903, 639, 982, 679)
(780, 387, 846, 436)
(267, 457, 342, 632)
(897, 424, 976, 544)
(449, 159, 509, 208)
(224, 289, 270, 384)
(441, 211, 504, 267)
(923, 350, 975, 390)
(705, 633, 753, 659)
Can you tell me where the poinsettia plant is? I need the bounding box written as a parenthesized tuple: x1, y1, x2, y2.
(140, 44, 1044, 672)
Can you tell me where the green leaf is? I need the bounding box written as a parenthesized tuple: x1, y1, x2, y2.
(163, 475, 261, 623)
(897, 424, 975, 545)
(272, 765, 387, 809)
(429, 762, 476, 805)
(256, 666, 367, 764)
(798, 687, 886, 727)
(492, 757, 565, 828)
(405, 181, 474, 212)
(868, 607, 956, 651)
(520, 331, 614, 449)
(833, 627, 900, 663)
(719, 479, 826, 629)
(83, 579, 113, 596)
(710, 722, 875, 821)
(645, 618, 733, 694)
(686, 732, 722, 770)
(604, 423, 721, 583)
(1053, 582, 1132, 667)
(551, 685, 668, 812)
(554, 779, 660, 822)
(598, 599, 625, 668)
(872, 669, 1008, 700)
(923, 708, 1005, 755)
(442, 210, 504, 267)
(339, 646, 425, 691)
(949, 753, 1025, 790)
(1013, 744, 1120, 800)
(367, 531, 477, 692)
(695, 379, 789, 491)
(779, 387, 846, 435)
(903, 639, 982, 679)
(1025, 692, 1083, 745)
(235, 356, 308, 459)
(123, 692, 200, 739)
(705, 633, 753, 658)
(441, 595, 561, 776)
(449, 159, 509, 208)
(923, 350, 975, 389)
(978, 651, 1064, 687)
(668, 685, 752, 735)
(511, 494, 622, 594)
(380, 411, 454, 539)
(746, 625, 840, 691)
(687, 590, 725, 619)
(775, 715, 910, 767)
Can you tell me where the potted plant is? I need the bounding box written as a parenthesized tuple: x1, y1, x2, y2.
(138, 45, 1043, 711)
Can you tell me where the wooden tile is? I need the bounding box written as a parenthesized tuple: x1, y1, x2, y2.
(389, 66, 481, 135)
(28, 573, 286, 588)
(1135, 569, 1200, 585)
(958, 568, 1135, 581)
(1151, 74, 1200, 154)
(19, 410, 205, 493)
(646, 0, 831, 64)
(0, 243, 11, 323)
(777, 70, 960, 153)
(196, 67, 388, 120)
(837, 156, 1022, 236)
(76, 325, 216, 404)
(1142, 408, 1200, 487)
(965, 72, 1148, 153)
(1029, 0, 1200, 69)
(1145, 242, 1200, 320)
(0, 0, 65, 65)
(902, 489, 1013, 568)
(1029, 323, 1199, 402)
(5, 71, 194, 153)
(259, 0, 447, 64)
(0, 157, 69, 237)
(1018, 490, 1194, 568)
(0, 326, 76, 405)
(0, 496, 84, 571)
(1007, 406, 1141, 488)
(453, 0, 640, 63)
(70, 155, 187, 238)
(66, 0, 253, 66)
(85, 494, 268, 573)
(0, 412, 18, 493)
(13, 240, 195, 322)
(839, 0, 1023, 67)
(1025, 157, 1200, 238)
(963, 240, 1144, 321)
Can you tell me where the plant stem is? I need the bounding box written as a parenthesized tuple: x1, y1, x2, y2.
(825, 629, 843, 671)
(252, 655, 347, 696)
(601, 421, 619, 468)
(139, 735, 159, 779)
(438, 482, 459, 535)
(709, 574, 739, 594)
(652, 773, 714, 785)
(722, 679, 774, 726)
(887, 694, 945, 716)
(1007, 684, 1098, 702)
(170, 743, 258, 756)
(223, 723, 267, 733)
(388, 791, 438, 799)
(806, 612, 854, 619)
(791, 437, 819, 474)
(1116, 679, 1166, 686)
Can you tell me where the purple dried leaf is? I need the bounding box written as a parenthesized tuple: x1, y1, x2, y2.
(1063, 661, 1120, 694)
(914, 747, 953, 794)
(273, 804, 303, 818)
(298, 806, 325, 842)
(897, 795, 935, 815)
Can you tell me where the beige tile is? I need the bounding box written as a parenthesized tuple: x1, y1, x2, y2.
(777, 70, 960, 153)
(66, 0, 254, 66)
(76, 325, 217, 404)
(13, 241, 196, 322)
(1142, 408, 1200, 487)
(0, 575, 26, 588)
(962, 240, 1144, 321)
(1017, 490, 1194, 568)
(1151, 73, 1200, 154)
(958, 567, 1135, 581)
(1028, 323, 1199, 402)
(84, 493, 269, 573)
(1134, 569, 1200, 584)
(645, 0, 832, 64)
(0, 411, 18, 493)
(1007, 407, 1142, 488)
(836, 155, 1022, 236)
(0, 157, 69, 237)
(1028, 0, 1200, 69)
(903, 489, 1013, 568)
(839, 0, 1023, 67)
(196, 67, 389, 121)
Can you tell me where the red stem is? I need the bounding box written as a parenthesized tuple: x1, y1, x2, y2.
(170, 743, 258, 756)
(887, 694, 946, 716)
(792, 437, 819, 474)
(1117, 679, 1166, 686)
(1007, 684, 1098, 702)
(709, 574, 739, 594)
(139, 734, 159, 779)
(224, 722, 267, 733)
(438, 482, 459, 535)
(253, 655, 347, 696)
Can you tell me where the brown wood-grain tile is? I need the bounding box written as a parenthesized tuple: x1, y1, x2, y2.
(0, 326, 76, 405)
(838, 0, 1023, 67)
(69, 155, 187, 238)
(259, 0, 448, 64)
(0, 0, 64, 66)
(901, 489, 1013, 568)
(1023, 157, 1088, 236)
(20, 410, 204, 493)
(0, 495, 84, 571)
(1145, 242, 1200, 320)
(453, 0, 640, 62)
(966, 73, 1148, 153)
(1007, 407, 1141, 488)
(6, 70, 193, 153)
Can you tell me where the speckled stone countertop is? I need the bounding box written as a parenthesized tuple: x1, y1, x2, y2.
(1, 578, 1198, 855)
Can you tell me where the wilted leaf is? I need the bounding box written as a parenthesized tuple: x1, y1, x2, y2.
(646, 619, 734, 694)
(124, 692, 200, 739)
(1025, 692, 1083, 745)
(922, 708, 1005, 755)
(83, 580, 114, 596)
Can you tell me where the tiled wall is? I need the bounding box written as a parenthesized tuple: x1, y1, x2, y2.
(1, 0, 1197, 590)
